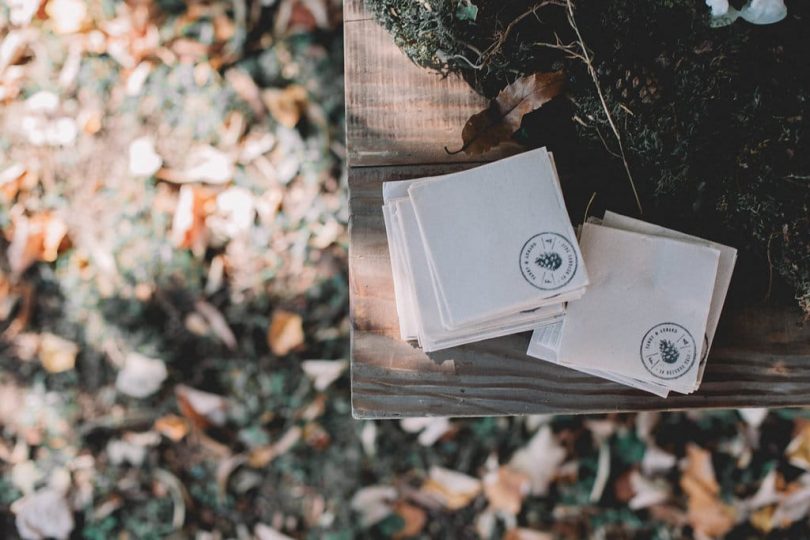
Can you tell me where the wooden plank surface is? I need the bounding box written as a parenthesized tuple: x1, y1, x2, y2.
(344, 0, 810, 418)
(344, 12, 513, 167)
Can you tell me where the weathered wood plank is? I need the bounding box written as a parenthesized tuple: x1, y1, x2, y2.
(343, 13, 513, 167)
(348, 165, 810, 418)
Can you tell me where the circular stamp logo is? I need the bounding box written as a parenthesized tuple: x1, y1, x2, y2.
(519, 232, 578, 290)
(639, 322, 696, 380)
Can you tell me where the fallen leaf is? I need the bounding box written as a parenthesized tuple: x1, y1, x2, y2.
(226, 68, 265, 117)
(248, 426, 302, 468)
(45, 0, 88, 34)
(193, 300, 237, 350)
(680, 444, 736, 538)
(115, 352, 168, 398)
(301, 359, 347, 391)
(181, 145, 233, 184)
(171, 185, 215, 255)
(629, 471, 670, 510)
(503, 529, 554, 540)
(361, 421, 377, 457)
(7, 212, 69, 276)
(128, 136, 162, 177)
(263, 85, 308, 128)
(772, 478, 810, 529)
(175, 385, 228, 428)
(393, 501, 426, 539)
(268, 309, 304, 356)
(350, 485, 397, 527)
(509, 425, 566, 496)
(207, 187, 255, 242)
(641, 445, 677, 475)
(738, 408, 768, 428)
(787, 423, 810, 470)
(458, 71, 565, 155)
(255, 523, 296, 540)
(12, 488, 74, 540)
(400, 417, 452, 447)
(106, 438, 147, 466)
(154, 414, 190, 442)
(38, 333, 78, 373)
(483, 466, 531, 515)
(750, 505, 775, 534)
(0, 163, 26, 201)
(420, 466, 482, 510)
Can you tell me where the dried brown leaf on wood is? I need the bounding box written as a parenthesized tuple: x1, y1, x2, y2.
(680, 444, 736, 538)
(268, 309, 305, 356)
(452, 71, 566, 155)
(248, 426, 302, 468)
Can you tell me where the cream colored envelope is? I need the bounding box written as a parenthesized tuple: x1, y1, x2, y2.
(601, 212, 737, 390)
(406, 148, 588, 328)
(557, 223, 720, 390)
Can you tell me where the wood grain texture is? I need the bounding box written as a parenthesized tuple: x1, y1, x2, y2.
(349, 166, 810, 419)
(344, 0, 810, 418)
(344, 10, 514, 167)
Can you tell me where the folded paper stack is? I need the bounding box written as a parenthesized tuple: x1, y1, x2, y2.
(528, 211, 737, 397)
(382, 148, 589, 352)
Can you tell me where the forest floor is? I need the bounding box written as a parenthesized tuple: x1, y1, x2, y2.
(2, 1, 810, 539)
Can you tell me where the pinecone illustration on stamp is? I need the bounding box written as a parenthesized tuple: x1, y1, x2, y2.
(519, 232, 578, 290)
(640, 323, 697, 380)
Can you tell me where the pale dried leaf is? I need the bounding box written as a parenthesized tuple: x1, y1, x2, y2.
(483, 466, 531, 515)
(400, 417, 451, 447)
(268, 309, 304, 356)
(128, 136, 162, 177)
(46, 0, 88, 34)
(421, 466, 482, 510)
(680, 444, 736, 537)
(255, 523, 296, 540)
(504, 529, 554, 540)
(641, 445, 677, 475)
(182, 145, 234, 184)
(301, 359, 347, 391)
(350, 485, 397, 527)
(12, 488, 74, 540)
(629, 471, 670, 510)
(115, 352, 168, 398)
(739, 408, 768, 428)
(509, 425, 566, 496)
(38, 333, 78, 373)
(194, 300, 237, 350)
(176, 385, 228, 428)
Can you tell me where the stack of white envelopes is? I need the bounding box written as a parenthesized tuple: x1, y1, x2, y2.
(528, 211, 737, 397)
(382, 148, 589, 352)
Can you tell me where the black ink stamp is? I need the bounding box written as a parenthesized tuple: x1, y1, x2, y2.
(519, 232, 578, 290)
(639, 322, 696, 380)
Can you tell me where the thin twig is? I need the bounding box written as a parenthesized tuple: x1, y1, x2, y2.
(564, 0, 643, 214)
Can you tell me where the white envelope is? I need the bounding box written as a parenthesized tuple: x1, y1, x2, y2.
(391, 197, 564, 352)
(557, 223, 720, 391)
(406, 148, 588, 328)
